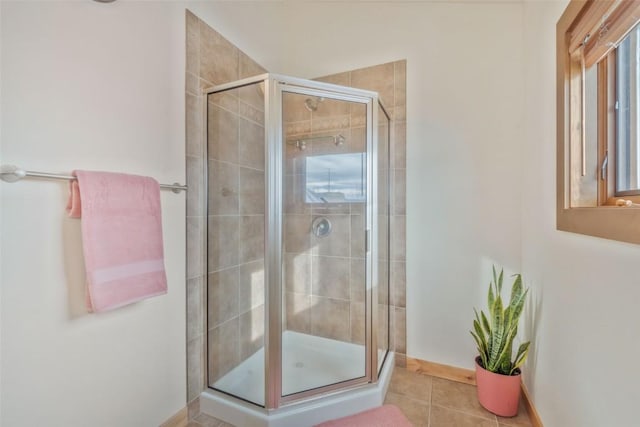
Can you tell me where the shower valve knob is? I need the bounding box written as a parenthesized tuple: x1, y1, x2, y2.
(312, 217, 332, 238)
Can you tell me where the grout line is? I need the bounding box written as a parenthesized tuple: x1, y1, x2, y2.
(430, 403, 498, 423)
(207, 258, 264, 275)
(206, 158, 265, 174)
(207, 98, 265, 128)
(310, 254, 363, 260)
(386, 391, 426, 408)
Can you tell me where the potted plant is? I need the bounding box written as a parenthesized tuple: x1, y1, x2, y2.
(470, 266, 530, 417)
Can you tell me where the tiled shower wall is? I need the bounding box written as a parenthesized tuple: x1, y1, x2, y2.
(282, 93, 370, 345)
(185, 10, 267, 403)
(314, 62, 407, 366)
(207, 83, 266, 384)
(185, 8, 407, 405)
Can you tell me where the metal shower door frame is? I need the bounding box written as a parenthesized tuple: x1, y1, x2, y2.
(268, 75, 379, 409)
(204, 73, 383, 410)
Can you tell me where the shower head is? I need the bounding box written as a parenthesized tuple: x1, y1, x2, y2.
(304, 97, 325, 112)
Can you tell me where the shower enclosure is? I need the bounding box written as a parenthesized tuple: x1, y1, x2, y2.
(204, 73, 391, 416)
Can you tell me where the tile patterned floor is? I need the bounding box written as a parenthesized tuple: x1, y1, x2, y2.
(187, 367, 533, 427)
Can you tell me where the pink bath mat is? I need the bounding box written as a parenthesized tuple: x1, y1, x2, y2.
(314, 404, 412, 427)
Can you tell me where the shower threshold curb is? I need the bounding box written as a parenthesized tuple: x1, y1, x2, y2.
(199, 352, 395, 427)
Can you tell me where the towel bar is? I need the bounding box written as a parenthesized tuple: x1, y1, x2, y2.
(0, 164, 187, 193)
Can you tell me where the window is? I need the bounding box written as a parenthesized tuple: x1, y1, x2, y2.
(305, 153, 366, 203)
(557, 0, 640, 243)
(616, 26, 640, 195)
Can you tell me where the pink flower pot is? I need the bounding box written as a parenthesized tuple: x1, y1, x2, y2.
(475, 356, 522, 417)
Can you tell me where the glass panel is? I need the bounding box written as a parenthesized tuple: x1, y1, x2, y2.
(569, 62, 599, 208)
(377, 103, 391, 373)
(616, 24, 640, 194)
(206, 81, 266, 406)
(281, 90, 367, 396)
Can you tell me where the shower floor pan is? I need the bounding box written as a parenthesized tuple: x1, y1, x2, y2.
(201, 330, 394, 427)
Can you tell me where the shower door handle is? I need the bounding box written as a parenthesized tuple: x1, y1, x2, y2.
(365, 229, 370, 253)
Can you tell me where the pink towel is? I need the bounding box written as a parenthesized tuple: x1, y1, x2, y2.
(314, 405, 412, 427)
(67, 170, 168, 313)
(66, 180, 82, 217)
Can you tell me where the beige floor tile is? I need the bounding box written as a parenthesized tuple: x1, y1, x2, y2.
(194, 412, 223, 427)
(384, 391, 429, 426)
(388, 366, 432, 403)
(496, 400, 532, 426)
(187, 370, 533, 427)
(431, 377, 497, 420)
(430, 405, 497, 427)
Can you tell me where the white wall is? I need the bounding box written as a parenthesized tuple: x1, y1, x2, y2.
(0, 2, 189, 426)
(522, 2, 640, 426)
(270, 1, 525, 369)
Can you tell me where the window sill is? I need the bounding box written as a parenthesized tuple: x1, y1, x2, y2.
(557, 206, 640, 244)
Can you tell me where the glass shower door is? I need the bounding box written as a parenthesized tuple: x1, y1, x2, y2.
(280, 87, 371, 398)
(206, 80, 267, 407)
(205, 73, 386, 410)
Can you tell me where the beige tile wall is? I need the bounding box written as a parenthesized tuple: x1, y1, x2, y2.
(185, 10, 267, 403)
(207, 84, 266, 384)
(282, 92, 371, 345)
(316, 61, 407, 366)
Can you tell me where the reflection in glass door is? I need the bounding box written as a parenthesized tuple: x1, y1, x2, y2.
(281, 89, 369, 397)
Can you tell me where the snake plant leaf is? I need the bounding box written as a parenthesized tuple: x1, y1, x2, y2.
(510, 341, 531, 375)
(509, 274, 523, 306)
(480, 310, 491, 336)
(470, 331, 481, 350)
(510, 288, 529, 323)
(490, 266, 497, 308)
(488, 283, 495, 313)
(503, 306, 513, 332)
(497, 268, 504, 294)
(473, 319, 486, 346)
(494, 325, 517, 373)
(471, 332, 488, 366)
(492, 265, 498, 289)
(476, 309, 492, 357)
(513, 341, 530, 363)
(489, 296, 505, 368)
(499, 356, 511, 375)
(474, 309, 483, 334)
(470, 330, 483, 350)
(470, 331, 488, 368)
